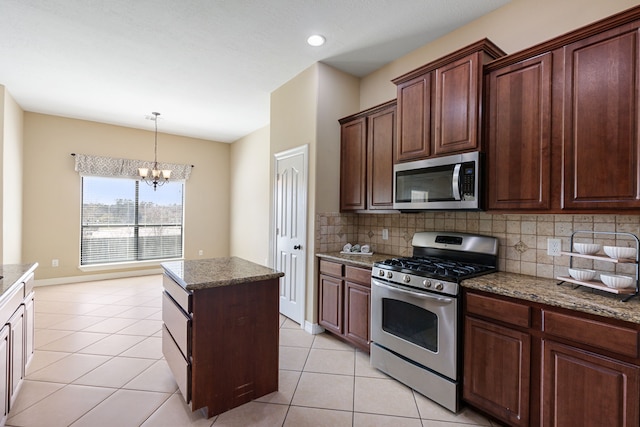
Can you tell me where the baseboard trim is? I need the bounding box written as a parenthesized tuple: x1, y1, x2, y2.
(34, 268, 162, 287)
(304, 321, 325, 335)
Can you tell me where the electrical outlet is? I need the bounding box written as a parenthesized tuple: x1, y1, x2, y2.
(547, 238, 562, 256)
(198, 249, 204, 256)
(382, 229, 389, 240)
(51, 259, 59, 267)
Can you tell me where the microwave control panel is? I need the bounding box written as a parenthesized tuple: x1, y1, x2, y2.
(461, 162, 475, 199)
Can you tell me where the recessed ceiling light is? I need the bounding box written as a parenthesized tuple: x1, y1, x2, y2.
(307, 34, 326, 47)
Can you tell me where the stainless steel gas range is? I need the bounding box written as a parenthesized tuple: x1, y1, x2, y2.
(370, 231, 498, 413)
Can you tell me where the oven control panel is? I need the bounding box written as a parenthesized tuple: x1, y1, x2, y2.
(372, 266, 459, 296)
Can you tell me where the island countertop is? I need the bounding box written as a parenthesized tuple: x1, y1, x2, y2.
(0, 263, 38, 298)
(161, 257, 284, 291)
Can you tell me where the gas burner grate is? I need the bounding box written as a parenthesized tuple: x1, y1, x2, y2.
(379, 256, 494, 279)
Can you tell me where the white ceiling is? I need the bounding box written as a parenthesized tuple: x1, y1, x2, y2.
(0, 0, 509, 143)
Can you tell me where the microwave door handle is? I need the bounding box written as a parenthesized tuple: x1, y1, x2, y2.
(452, 163, 462, 200)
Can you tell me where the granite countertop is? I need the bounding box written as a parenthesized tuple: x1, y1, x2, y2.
(317, 252, 640, 325)
(162, 257, 284, 291)
(316, 252, 396, 269)
(0, 263, 38, 299)
(463, 272, 640, 325)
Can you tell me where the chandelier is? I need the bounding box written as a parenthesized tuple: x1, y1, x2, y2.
(138, 112, 171, 190)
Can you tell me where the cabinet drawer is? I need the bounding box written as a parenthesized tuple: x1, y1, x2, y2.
(162, 292, 191, 358)
(0, 283, 24, 327)
(345, 266, 371, 286)
(542, 310, 639, 358)
(163, 275, 192, 314)
(466, 292, 531, 328)
(319, 260, 343, 278)
(162, 326, 191, 402)
(23, 273, 34, 296)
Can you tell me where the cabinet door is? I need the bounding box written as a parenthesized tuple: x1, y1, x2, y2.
(9, 305, 24, 409)
(340, 117, 367, 211)
(463, 316, 531, 427)
(396, 73, 432, 161)
(318, 274, 343, 334)
(487, 53, 553, 210)
(367, 105, 396, 209)
(434, 52, 481, 155)
(0, 325, 8, 425)
(24, 293, 35, 368)
(542, 340, 640, 427)
(562, 26, 640, 209)
(344, 281, 370, 351)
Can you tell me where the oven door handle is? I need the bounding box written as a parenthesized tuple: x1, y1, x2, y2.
(372, 279, 454, 304)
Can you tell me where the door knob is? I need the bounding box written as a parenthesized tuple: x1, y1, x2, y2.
(293, 245, 301, 250)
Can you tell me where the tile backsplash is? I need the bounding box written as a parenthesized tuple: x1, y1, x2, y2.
(315, 212, 640, 279)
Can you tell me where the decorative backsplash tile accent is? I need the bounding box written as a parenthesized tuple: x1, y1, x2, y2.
(315, 212, 640, 280)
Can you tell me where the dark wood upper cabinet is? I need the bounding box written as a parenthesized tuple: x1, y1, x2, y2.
(484, 6, 640, 213)
(395, 73, 432, 161)
(367, 105, 396, 209)
(339, 117, 367, 211)
(434, 52, 481, 155)
(393, 39, 505, 162)
(486, 53, 553, 210)
(562, 25, 640, 210)
(340, 100, 396, 212)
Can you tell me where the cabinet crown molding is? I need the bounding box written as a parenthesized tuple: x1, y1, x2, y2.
(485, 4, 640, 71)
(392, 38, 505, 85)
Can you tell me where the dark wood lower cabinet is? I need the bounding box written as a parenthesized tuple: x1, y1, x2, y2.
(344, 281, 371, 349)
(464, 289, 640, 427)
(162, 273, 279, 418)
(542, 340, 640, 427)
(464, 317, 530, 427)
(318, 274, 343, 335)
(318, 259, 371, 352)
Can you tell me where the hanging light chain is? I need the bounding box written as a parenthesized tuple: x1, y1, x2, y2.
(139, 111, 172, 190)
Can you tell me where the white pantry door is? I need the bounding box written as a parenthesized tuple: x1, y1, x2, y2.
(274, 145, 308, 325)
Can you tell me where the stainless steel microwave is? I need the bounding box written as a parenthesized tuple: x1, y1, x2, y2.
(393, 151, 481, 211)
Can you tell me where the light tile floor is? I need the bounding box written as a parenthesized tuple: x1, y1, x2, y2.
(6, 274, 503, 427)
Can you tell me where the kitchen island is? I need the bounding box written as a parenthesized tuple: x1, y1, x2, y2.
(0, 263, 37, 425)
(161, 257, 284, 418)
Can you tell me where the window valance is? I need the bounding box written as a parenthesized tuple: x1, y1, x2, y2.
(73, 153, 193, 180)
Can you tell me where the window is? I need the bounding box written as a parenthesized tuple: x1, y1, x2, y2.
(81, 176, 184, 265)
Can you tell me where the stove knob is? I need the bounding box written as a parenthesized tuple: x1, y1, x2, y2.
(386, 271, 393, 279)
(423, 279, 432, 288)
(378, 270, 385, 277)
(403, 275, 411, 283)
(435, 282, 444, 291)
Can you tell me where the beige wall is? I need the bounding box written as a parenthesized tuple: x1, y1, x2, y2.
(229, 125, 270, 265)
(360, 0, 640, 109)
(270, 63, 361, 325)
(315, 64, 360, 214)
(2, 89, 24, 264)
(271, 65, 318, 324)
(22, 113, 230, 281)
